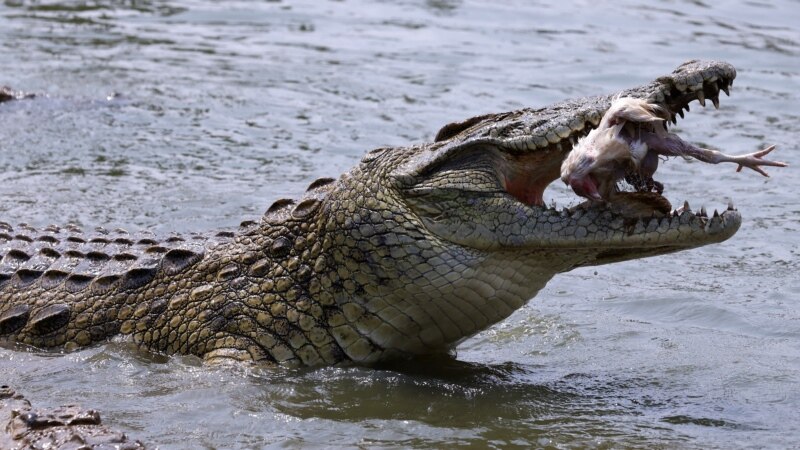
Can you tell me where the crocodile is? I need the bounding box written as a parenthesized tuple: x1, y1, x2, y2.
(0, 60, 781, 369)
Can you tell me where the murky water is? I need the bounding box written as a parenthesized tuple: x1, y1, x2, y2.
(1, 0, 799, 448)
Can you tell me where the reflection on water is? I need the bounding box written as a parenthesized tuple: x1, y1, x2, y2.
(1, 0, 799, 448)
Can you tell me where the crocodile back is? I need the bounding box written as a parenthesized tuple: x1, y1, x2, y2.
(0, 221, 224, 345)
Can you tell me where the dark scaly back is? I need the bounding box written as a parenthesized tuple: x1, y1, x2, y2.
(0, 220, 218, 348)
(0, 174, 345, 365)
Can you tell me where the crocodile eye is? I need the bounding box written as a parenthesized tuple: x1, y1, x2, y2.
(409, 167, 503, 195)
(408, 147, 506, 196)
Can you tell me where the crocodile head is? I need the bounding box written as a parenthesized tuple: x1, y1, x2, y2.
(323, 60, 742, 362)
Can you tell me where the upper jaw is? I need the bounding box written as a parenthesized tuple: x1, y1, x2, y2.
(634, 59, 736, 123)
(435, 60, 736, 153)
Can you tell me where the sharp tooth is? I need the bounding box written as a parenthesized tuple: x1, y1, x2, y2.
(712, 96, 720, 109)
(713, 209, 720, 218)
(700, 206, 707, 217)
(677, 109, 685, 119)
(721, 85, 730, 96)
(671, 114, 677, 125)
(683, 200, 691, 212)
(684, 103, 690, 112)
(697, 91, 706, 107)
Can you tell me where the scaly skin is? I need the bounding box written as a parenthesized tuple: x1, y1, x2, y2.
(1, 60, 745, 367)
(0, 386, 144, 449)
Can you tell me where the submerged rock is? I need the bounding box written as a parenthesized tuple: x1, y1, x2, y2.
(0, 386, 146, 449)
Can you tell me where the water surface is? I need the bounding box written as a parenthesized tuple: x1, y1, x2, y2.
(1, 0, 799, 448)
